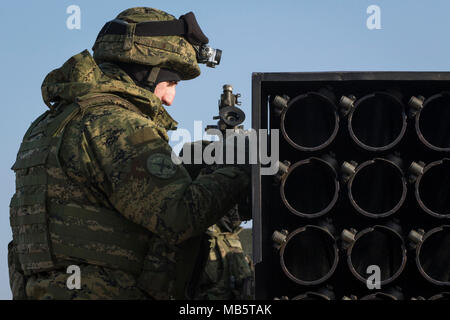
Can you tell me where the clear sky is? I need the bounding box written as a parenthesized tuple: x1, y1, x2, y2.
(1, 0, 449, 299)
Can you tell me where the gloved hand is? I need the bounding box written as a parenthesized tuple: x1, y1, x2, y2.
(179, 138, 252, 222)
(179, 137, 251, 179)
(222, 133, 252, 178)
(179, 140, 212, 179)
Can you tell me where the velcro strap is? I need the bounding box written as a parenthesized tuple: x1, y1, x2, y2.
(9, 193, 45, 207)
(11, 152, 48, 170)
(16, 232, 48, 244)
(16, 173, 47, 188)
(10, 213, 47, 226)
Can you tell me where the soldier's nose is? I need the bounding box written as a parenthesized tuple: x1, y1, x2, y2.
(163, 97, 173, 106)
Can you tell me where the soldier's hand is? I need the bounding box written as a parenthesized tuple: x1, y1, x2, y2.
(180, 138, 252, 221)
(179, 140, 212, 179)
(222, 133, 251, 178)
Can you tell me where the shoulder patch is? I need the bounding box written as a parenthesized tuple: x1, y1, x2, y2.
(146, 153, 178, 179)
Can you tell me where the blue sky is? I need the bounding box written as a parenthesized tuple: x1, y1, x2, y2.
(1, 0, 449, 299)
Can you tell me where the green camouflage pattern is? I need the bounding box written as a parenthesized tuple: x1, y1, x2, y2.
(8, 241, 26, 299)
(42, 49, 173, 127)
(10, 50, 250, 299)
(181, 145, 254, 300)
(92, 7, 201, 80)
(10, 93, 151, 278)
(238, 228, 253, 259)
(193, 225, 254, 300)
(25, 264, 149, 300)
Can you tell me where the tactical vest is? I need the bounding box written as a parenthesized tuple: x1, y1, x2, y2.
(9, 94, 150, 276)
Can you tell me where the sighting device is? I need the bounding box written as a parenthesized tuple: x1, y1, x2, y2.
(206, 84, 246, 133)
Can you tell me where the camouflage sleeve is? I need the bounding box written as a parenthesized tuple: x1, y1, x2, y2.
(8, 241, 27, 299)
(80, 105, 250, 245)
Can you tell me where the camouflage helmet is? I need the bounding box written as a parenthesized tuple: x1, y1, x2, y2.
(92, 7, 201, 80)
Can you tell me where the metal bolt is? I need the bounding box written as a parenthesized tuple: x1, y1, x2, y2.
(341, 228, 357, 244)
(272, 95, 290, 112)
(339, 95, 356, 116)
(272, 229, 289, 249)
(274, 160, 291, 183)
(408, 96, 425, 118)
(341, 161, 357, 183)
(408, 229, 424, 244)
(408, 161, 425, 183)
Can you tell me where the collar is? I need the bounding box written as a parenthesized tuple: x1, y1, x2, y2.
(99, 62, 178, 131)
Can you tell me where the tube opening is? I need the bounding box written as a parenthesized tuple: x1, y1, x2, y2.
(282, 161, 338, 217)
(350, 94, 405, 150)
(418, 95, 450, 150)
(417, 161, 450, 218)
(283, 94, 338, 150)
(282, 227, 338, 285)
(349, 227, 405, 283)
(350, 161, 405, 217)
(418, 227, 450, 285)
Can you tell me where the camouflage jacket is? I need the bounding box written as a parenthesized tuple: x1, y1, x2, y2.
(9, 50, 250, 299)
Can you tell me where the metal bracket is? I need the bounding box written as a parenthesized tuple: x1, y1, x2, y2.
(272, 95, 290, 116)
(272, 229, 289, 250)
(408, 229, 425, 248)
(341, 161, 358, 183)
(407, 161, 425, 183)
(274, 160, 291, 183)
(341, 228, 357, 249)
(408, 95, 425, 118)
(339, 95, 356, 117)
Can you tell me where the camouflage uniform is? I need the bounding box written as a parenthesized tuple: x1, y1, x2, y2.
(8, 8, 250, 300)
(181, 147, 254, 300)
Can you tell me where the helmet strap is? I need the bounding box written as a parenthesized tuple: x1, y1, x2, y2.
(145, 67, 160, 88)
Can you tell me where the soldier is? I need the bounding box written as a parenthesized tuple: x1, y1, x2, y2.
(8, 7, 251, 299)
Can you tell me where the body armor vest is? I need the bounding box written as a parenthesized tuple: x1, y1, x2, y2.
(10, 94, 150, 276)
